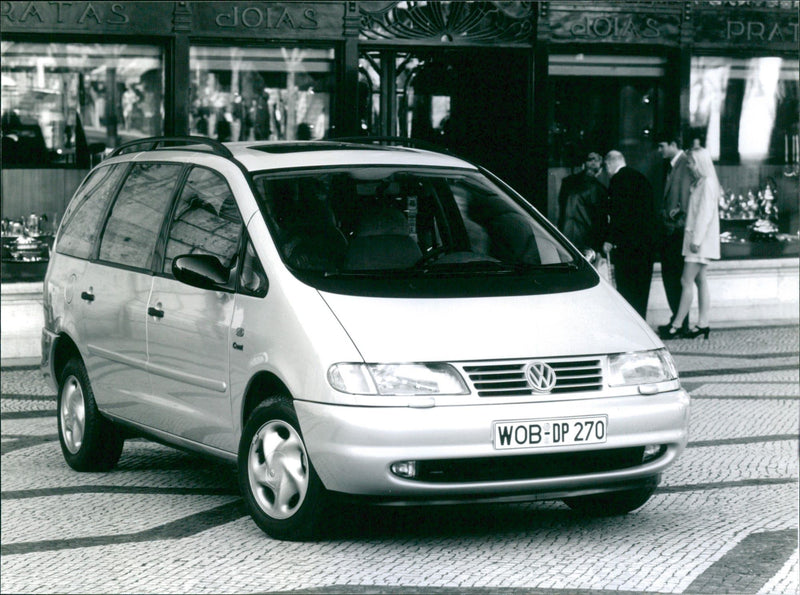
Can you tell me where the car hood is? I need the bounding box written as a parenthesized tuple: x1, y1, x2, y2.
(319, 284, 661, 363)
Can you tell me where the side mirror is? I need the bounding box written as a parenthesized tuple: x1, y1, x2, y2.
(172, 254, 230, 290)
(582, 248, 597, 265)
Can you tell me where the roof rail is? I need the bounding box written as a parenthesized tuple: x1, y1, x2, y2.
(330, 136, 453, 155)
(109, 136, 234, 159)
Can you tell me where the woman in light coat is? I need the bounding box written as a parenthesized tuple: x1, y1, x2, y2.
(662, 146, 720, 339)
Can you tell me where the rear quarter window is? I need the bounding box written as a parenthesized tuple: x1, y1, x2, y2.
(56, 164, 127, 259)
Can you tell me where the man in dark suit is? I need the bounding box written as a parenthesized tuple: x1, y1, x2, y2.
(602, 150, 656, 319)
(656, 133, 693, 334)
(557, 151, 608, 254)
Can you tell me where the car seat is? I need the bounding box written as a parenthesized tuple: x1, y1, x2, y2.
(343, 208, 422, 270)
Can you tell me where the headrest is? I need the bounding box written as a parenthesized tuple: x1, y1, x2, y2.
(357, 208, 407, 236)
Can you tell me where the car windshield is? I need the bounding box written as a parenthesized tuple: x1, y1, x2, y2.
(252, 166, 575, 276)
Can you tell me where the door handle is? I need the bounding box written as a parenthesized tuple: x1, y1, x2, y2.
(147, 306, 164, 319)
(80, 290, 95, 302)
(232, 342, 244, 351)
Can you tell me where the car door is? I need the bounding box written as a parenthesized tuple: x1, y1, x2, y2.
(80, 162, 183, 419)
(146, 166, 243, 453)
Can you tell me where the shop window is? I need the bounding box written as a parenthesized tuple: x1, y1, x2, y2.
(691, 56, 799, 257)
(189, 46, 335, 142)
(690, 56, 798, 166)
(358, 49, 531, 199)
(1, 42, 164, 168)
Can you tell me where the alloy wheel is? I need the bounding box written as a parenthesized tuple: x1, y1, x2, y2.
(60, 375, 85, 454)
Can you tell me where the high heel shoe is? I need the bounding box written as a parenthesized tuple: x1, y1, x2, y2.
(658, 320, 689, 337)
(686, 326, 711, 340)
(659, 325, 684, 340)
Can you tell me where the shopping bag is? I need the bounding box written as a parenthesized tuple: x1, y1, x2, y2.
(595, 250, 615, 288)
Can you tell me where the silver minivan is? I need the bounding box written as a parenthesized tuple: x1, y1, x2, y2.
(42, 137, 690, 540)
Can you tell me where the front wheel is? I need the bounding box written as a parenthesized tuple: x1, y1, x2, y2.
(238, 398, 327, 540)
(562, 485, 657, 516)
(57, 356, 124, 471)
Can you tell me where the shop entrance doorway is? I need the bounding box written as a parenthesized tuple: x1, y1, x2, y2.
(359, 48, 533, 200)
(545, 54, 671, 221)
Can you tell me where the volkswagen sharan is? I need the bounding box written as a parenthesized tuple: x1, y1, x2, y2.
(42, 136, 690, 540)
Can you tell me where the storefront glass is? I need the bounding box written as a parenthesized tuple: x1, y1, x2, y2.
(188, 46, 335, 142)
(546, 53, 667, 223)
(1, 42, 164, 167)
(359, 49, 532, 199)
(690, 56, 799, 257)
(1, 41, 164, 282)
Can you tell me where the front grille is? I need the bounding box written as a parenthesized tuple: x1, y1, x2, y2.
(415, 447, 646, 483)
(462, 358, 603, 397)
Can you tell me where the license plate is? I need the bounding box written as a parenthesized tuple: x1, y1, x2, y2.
(493, 415, 608, 450)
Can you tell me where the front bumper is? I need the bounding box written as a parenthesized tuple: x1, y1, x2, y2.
(295, 389, 690, 500)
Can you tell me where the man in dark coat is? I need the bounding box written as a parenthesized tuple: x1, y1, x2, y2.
(557, 152, 608, 254)
(656, 133, 693, 334)
(602, 150, 656, 319)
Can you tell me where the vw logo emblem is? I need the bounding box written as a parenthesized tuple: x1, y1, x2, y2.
(525, 361, 557, 393)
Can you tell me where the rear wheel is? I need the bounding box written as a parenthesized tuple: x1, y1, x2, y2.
(238, 398, 327, 540)
(562, 485, 657, 516)
(57, 357, 124, 471)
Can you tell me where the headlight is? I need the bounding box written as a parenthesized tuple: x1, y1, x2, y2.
(328, 363, 469, 396)
(607, 349, 678, 387)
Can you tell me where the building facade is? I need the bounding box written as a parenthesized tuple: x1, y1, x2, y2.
(2, 1, 798, 272)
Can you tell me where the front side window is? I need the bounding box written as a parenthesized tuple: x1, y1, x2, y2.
(98, 163, 181, 269)
(1, 42, 164, 168)
(253, 167, 589, 298)
(163, 167, 243, 275)
(188, 46, 335, 142)
(56, 164, 127, 259)
(239, 236, 268, 297)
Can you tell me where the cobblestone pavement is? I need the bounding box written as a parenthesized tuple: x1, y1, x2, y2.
(1, 325, 798, 594)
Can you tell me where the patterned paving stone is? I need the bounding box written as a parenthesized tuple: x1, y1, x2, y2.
(0, 368, 54, 396)
(1, 439, 237, 492)
(1, 485, 796, 594)
(2, 493, 240, 544)
(665, 441, 799, 485)
(690, 382, 800, 397)
(759, 550, 800, 595)
(688, 399, 800, 440)
(2, 325, 797, 594)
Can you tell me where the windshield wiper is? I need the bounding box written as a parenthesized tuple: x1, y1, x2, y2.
(323, 269, 419, 279)
(323, 261, 579, 278)
(413, 260, 580, 276)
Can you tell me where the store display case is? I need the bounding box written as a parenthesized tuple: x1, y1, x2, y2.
(1, 215, 54, 282)
(718, 176, 799, 259)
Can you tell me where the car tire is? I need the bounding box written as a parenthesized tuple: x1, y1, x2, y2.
(562, 485, 657, 516)
(238, 398, 327, 541)
(57, 356, 124, 471)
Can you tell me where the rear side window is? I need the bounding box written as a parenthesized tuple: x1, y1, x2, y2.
(163, 166, 243, 274)
(98, 163, 183, 270)
(56, 164, 126, 259)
